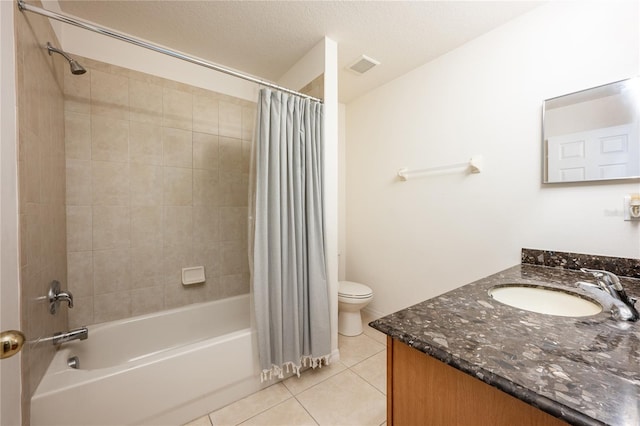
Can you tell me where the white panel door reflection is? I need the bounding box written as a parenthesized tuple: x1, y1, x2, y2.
(547, 124, 639, 182)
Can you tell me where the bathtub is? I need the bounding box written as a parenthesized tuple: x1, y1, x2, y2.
(31, 294, 267, 426)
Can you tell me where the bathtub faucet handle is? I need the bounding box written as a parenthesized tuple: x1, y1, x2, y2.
(48, 280, 74, 314)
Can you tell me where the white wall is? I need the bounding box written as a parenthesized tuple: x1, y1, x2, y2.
(56, 13, 258, 101)
(346, 1, 640, 317)
(338, 102, 346, 281)
(0, 1, 22, 424)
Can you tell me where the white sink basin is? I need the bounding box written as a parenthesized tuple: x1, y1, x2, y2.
(488, 284, 602, 317)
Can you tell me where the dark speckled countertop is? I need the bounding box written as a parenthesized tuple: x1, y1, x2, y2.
(370, 260, 640, 426)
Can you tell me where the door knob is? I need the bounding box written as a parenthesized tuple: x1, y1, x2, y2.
(1, 330, 25, 359)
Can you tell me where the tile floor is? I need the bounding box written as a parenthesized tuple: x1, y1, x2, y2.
(184, 314, 388, 426)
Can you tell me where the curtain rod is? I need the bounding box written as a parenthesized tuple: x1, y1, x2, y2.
(17, 0, 323, 103)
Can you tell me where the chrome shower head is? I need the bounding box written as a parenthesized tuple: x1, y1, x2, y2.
(68, 59, 86, 75)
(46, 42, 86, 75)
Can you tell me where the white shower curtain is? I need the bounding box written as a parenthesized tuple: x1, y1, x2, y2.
(249, 88, 331, 381)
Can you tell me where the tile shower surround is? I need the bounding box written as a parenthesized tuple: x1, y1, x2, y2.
(15, 1, 69, 420)
(64, 56, 256, 327)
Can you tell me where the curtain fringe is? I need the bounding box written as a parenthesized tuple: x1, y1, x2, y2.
(260, 354, 331, 383)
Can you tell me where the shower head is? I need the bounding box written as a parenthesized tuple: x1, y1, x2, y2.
(46, 42, 86, 75)
(68, 59, 86, 75)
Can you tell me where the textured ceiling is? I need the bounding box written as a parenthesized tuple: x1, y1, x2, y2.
(57, 1, 542, 103)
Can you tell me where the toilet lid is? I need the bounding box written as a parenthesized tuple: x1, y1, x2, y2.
(339, 281, 373, 298)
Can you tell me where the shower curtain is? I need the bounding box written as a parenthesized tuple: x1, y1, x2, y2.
(250, 88, 331, 381)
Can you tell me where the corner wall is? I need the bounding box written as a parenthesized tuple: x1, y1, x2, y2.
(1, 1, 21, 424)
(14, 1, 69, 421)
(346, 1, 640, 316)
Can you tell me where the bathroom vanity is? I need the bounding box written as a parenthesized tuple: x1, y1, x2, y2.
(387, 338, 567, 425)
(371, 250, 640, 426)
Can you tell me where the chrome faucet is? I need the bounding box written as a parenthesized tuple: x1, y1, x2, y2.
(580, 268, 639, 321)
(54, 290, 73, 308)
(48, 280, 73, 314)
(51, 327, 88, 345)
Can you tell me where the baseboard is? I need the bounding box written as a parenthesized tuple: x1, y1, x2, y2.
(362, 306, 386, 321)
(330, 347, 341, 364)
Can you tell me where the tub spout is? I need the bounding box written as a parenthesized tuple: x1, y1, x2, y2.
(52, 327, 88, 345)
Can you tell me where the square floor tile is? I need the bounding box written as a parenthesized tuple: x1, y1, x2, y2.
(364, 326, 387, 345)
(209, 383, 291, 426)
(362, 312, 388, 345)
(338, 334, 385, 367)
(351, 350, 387, 395)
(296, 370, 386, 426)
(239, 398, 317, 426)
(283, 360, 347, 395)
(183, 415, 212, 426)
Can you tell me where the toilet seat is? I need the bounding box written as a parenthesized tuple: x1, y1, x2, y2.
(338, 281, 373, 299)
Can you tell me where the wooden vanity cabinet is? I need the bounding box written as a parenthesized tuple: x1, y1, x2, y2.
(387, 337, 569, 426)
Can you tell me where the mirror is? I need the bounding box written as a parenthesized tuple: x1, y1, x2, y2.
(543, 77, 640, 183)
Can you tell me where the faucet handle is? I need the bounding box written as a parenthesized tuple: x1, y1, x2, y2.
(580, 268, 604, 277)
(576, 281, 602, 290)
(48, 280, 74, 314)
(580, 268, 623, 291)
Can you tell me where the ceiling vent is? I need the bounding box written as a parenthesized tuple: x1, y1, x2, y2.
(348, 55, 380, 75)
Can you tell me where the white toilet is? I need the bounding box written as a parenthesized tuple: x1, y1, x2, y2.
(338, 281, 374, 336)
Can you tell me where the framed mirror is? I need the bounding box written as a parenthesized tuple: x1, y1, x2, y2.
(542, 77, 640, 183)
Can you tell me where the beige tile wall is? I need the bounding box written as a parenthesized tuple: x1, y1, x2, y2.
(64, 57, 255, 327)
(15, 1, 69, 422)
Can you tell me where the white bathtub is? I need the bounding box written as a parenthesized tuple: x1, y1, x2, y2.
(31, 294, 266, 426)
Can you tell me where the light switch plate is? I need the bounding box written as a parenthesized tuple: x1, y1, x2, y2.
(623, 195, 640, 221)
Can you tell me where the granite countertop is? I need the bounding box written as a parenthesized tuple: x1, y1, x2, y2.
(370, 263, 640, 426)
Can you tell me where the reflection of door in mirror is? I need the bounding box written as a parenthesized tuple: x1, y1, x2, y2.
(547, 124, 638, 182)
(543, 77, 640, 183)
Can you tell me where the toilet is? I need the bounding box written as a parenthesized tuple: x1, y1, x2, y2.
(338, 281, 374, 336)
